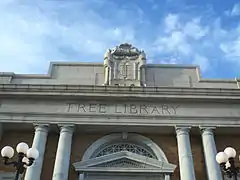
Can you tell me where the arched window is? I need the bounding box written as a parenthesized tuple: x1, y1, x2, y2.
(94, 142, 157, 159)
(73, 133, 176, 180)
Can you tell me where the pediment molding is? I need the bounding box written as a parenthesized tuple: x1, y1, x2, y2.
(73, 151, 176, 173)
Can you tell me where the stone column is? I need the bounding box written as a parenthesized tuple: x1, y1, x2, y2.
(201, 127, 222, 180)
(140, 66, 146, 86)
(0, 123, 2, 142)
(175, 127, 196, 180)
(165, 174, 171, 180)
(78, 173, 84, 180)
(24, 124, 49, 180)
(52, 125, 74, 180)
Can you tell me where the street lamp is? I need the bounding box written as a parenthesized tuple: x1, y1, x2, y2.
(216, 147, 240, 180)
(1, 142, 39, 180)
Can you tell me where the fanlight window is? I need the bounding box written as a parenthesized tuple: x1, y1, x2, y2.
(95, 158, 151, 168)
(94, 142, 157, 159)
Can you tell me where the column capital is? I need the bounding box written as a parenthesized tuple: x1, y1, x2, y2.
(58, 124, 75, 133)
(199, 126, 216, 130)
(175, 126, 191, 136)
(199, 126, 216, 135)
(34, 124, 49, 133)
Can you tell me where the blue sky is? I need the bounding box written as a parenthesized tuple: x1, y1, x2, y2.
(0, 0, 240, 79)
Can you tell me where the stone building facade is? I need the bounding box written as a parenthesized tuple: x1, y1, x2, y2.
(0, 43, 240, 180)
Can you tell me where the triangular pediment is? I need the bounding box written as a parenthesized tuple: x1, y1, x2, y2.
(73, 151, 176, 173)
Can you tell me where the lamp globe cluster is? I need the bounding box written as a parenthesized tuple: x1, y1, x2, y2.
(216, 147, 240, 179)
(1, 142, 39, 160)
(1, 142, 39, 180)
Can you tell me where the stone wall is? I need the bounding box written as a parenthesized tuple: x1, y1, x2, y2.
(1, 62, 239, 89)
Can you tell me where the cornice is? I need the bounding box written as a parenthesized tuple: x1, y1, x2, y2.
(0, 84, 240, 101)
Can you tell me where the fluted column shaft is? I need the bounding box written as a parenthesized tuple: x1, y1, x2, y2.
(176, 127, 196, 180)
(24, 124, 48, 180)
(201, 127, 222, 180)
(52, 125, 74, 180)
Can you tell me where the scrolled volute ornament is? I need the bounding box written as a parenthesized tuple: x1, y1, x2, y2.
(111, 43, 141, 58)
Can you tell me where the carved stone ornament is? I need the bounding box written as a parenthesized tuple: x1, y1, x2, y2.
(103, 43, 146, 86)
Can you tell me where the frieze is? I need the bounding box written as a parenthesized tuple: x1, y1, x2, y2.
(66, 103, 179, 116)
(0, 100, 240, 119)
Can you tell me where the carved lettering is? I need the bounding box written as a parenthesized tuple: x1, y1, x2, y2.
(89, 104, 97, 112)
(171, 105, 179, 115)
(140, 104, 148, 114)
(124, 104, 127, 113)
(66, 103, 179, 116)
(67, 103, 76, 112)
(114, 104, 122, 113)
(151, 105, 160, 114)
(162, 104, 171, 115)
(78, 104, 86, 112)
(130, 104, 137, 114)
(99, 104, 107, 113)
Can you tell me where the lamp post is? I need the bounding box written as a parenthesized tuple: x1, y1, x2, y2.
(1, 142, 39, 180)
(216, 147, 240, 180)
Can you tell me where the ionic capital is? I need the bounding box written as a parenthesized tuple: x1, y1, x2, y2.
(175, 126, 191, 136)
(58, 124, 75, 133)
(199, 126, 216, 136)
(34, 124, 49, 133)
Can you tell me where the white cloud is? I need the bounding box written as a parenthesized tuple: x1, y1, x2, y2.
(0, 0, 138, 73)
(155, 14, 209, 58)
(155, 31, 191, 55)
(220, 37, 240, 62)
(225, 3, 240, 17)
(231, 3, 240, 16)
(163, 14, 209, 39)
(164, 14, 180, 32)
(183, 18, 209, 40)
(0, 1, 239, 78)
(154, 13, 213, 73)
(193, 54, 210, 72)
(160, 56, 179, 64)
(210, 18, 240, 63)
